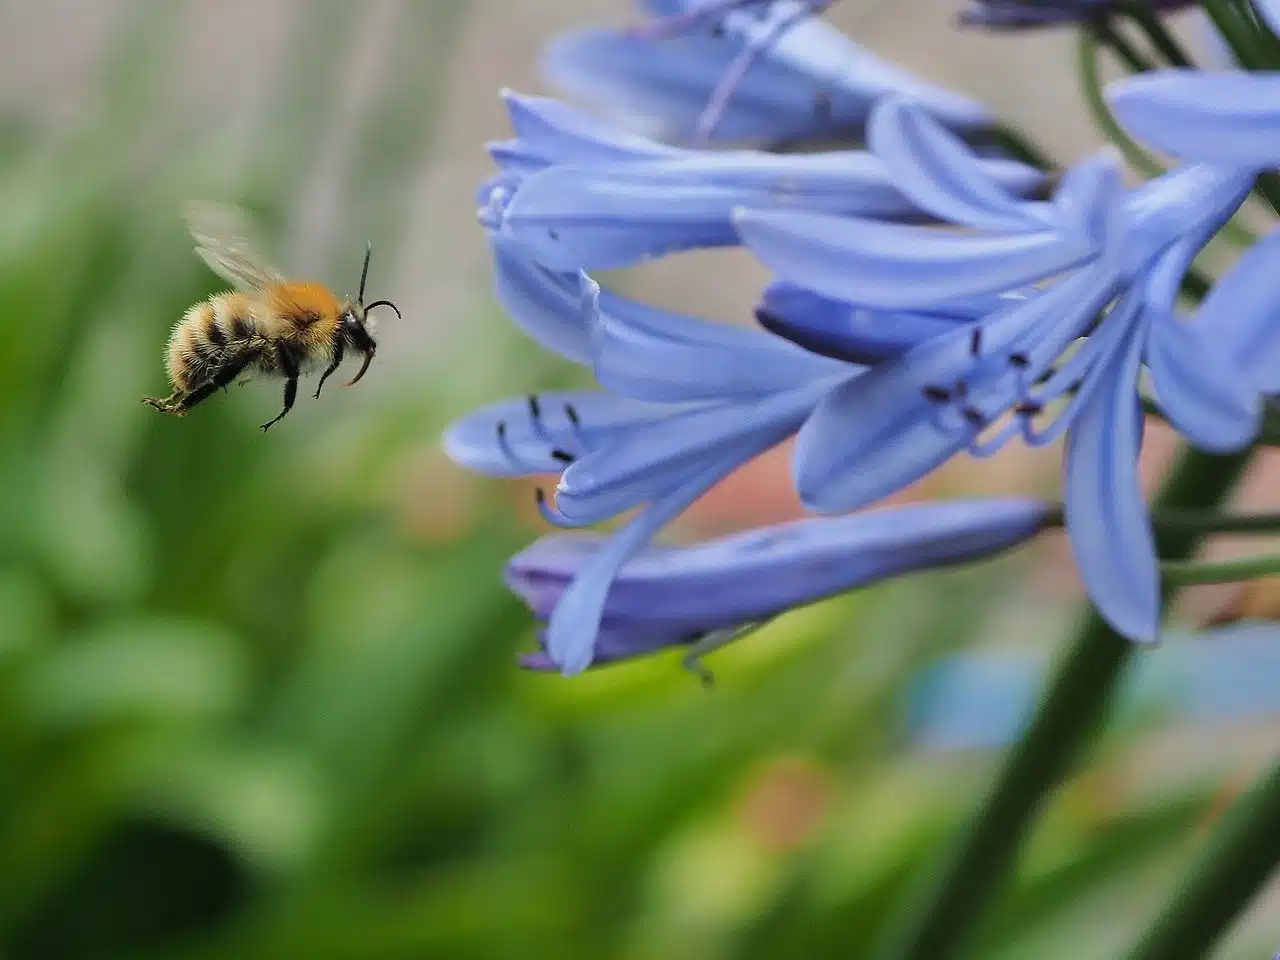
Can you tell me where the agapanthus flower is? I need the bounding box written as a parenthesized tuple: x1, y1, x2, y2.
(478, 91, 1042, 272)
(541, 0, 991, 146)
(509, 499, 1052, 672)
(957, 0, 1195, 30)
(444, 243, 865, 674)
(735, 97, 1267, 641)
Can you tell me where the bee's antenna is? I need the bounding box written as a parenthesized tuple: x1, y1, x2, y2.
(363, 299, 402, 321)
(358, 242, 373, 304)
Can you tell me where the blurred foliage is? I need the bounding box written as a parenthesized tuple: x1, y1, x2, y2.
(0, 1, 1273, 958)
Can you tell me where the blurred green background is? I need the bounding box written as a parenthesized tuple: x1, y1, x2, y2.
(0, 1, 1277, 957)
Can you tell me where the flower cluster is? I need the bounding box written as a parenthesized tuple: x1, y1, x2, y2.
(445, 0, 1280, 675)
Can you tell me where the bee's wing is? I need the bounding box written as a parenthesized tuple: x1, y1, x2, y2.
(185, 202, 286, 293)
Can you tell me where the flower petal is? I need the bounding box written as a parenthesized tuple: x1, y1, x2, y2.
(735, 207, 1095, 308)
(587, 277, 842, 401)
(502, 89, 680, 164)
(757, 282, 967, 364)
(490, 238, 594, 364)
(1192, 226, 1280, 394)
(442, 391, 672, 476)
(1107, 70, 1280, 167)
(1064, 317, 1160, 643)
(545, 454, 746, 674)
(868, 97, 1051, 232)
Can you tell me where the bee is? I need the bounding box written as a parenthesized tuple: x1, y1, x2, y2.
(143, 204, 402, 430)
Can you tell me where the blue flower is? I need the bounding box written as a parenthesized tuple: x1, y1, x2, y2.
(735, 97, 1263, 641)
(1107, 67, 1280, 168)
(957, 0, 1195, 30)
(478, 91, 1042, 271)
(508, 498, 1052, 671)
(444, 247, 862, 674)
(540, 0, 991, 146)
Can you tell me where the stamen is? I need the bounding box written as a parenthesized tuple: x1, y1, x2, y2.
(527, 394, 542, 420)
(922, 385, 952, 404)
(550, 449, 575, 464)
(962, 406, 987, 428)
(564, 403, 580, 427)
(1008, 352, 1029, 369)
(968, 420, 1020, 459)
(535, 488, 582, 529)
(496, 421, 555, 473)
(970, 327, 983, 357)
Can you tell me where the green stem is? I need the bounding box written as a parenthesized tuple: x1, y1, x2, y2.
(1079, 30, 1164, 177)
(1150, 509, 1280, 536)
(1255, 173, 1280, 218)
(1162, 554, 1280, 586)
(1123, 758, 1280, 959)
(1115, 3, 1194, 66)
(1093, 17, 1157, 72)
(871, 448, 1251, 960)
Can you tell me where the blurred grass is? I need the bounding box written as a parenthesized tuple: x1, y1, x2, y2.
(0, 1, 1272, 958)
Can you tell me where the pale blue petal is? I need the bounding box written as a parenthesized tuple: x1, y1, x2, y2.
(1107, 70, 1280, 167)
(735, 207, 1095, 308)
(757, 282, 965, 363)
(1192, 227, 1280, 394)
(868, 97, 1051, 232)
(1052, 148, 1124, 243)
(556, 383, 827, 521)
(1258, 0, 1280, 36)
(1122, 164, 1253, 273)
(501, 90, 680, 163)
(793, 366, 966, 513)
(588, 280, 842, 400)
(1064, 318, 1160, 643)
(442, 392, 673, 476)
(490, 238, 593, 364)
(544, 453, 752, 675)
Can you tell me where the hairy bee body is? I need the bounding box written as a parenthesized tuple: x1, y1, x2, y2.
(145, 205, 399, 431)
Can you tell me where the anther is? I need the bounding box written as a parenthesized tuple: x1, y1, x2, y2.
(550, 449, 575, 464)
(1008, 352, 1029, 369)
(970, 328, 983, 357)
(564, 403, 580, 426)
(962, 406, 986, 427)
(922, 385, 951, 404)
(527, 394, 542, 419)
(1015, 401, 1043, 417)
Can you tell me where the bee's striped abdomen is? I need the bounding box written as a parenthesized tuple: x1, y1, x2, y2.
(166, 293, 260, 391)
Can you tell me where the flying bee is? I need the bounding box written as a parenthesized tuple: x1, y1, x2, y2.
(143, 203, 402, 430)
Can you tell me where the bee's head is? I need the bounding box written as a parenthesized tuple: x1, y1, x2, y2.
(341, 243, 401, 387)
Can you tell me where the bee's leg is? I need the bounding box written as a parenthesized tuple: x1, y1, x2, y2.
(313, 336, 345, 399)
(142, 391, 184, 414)
(261, 352, 300, 432)
(162, 355, 256, 417)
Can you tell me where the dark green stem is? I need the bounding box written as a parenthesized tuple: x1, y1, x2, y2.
(1123, 758, 1280, 959)
(871, 448, 1251, 960)
(1093, 17, 1157, 72)
(1201, 0, 1271, 68)
(1163, 554, 1280, 586)
(1150, 509, 1280, 536)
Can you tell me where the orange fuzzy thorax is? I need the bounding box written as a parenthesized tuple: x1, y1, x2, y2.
(263, 281, 345, 348)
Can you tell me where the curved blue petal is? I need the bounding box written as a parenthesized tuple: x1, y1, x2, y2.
(868, 97, 1051, 232)
(1053, 148, 1124, 244)
(1258, 0, 1280, 36)
(1192, 227, 1280, 394)
(1064, 317, 1160, 643)
(1122, 164, 1253, 274)
(587, 278, 842, 400)
(502, 89, 680, 164)
(544, 453, 751, 675)
(735, 207, 1096, 308)
(500, 166, 741, 269)
(1107, 70, 1280, 167)
(490, 238, 594, 364)
(442, 391, 673, 476)
(556, 382, 827, 521)
(792, 366, 966, 513)
(757, 282, 966, 364)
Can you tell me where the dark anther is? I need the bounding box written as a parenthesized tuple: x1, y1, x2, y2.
(564, 403, 580, 426)
(535, 488, 546, 504)
(1015, 401, 1043, 416)
(527, 394, 542, 419)
(962, 406, 986, 427)
(547, 229, 559, 240)
(922, 385, 951, 403)
(710, 23, 725, 36)
(550, 448, 575, 464)
(496, 421, 507, 439)
(970, 328, 983, 356)
(1008, 352, 1029, 369)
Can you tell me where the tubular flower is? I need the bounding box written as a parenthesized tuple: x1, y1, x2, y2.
(444, 246, 870, 674)
(540, 0, 991, 146)
(509, 499, 1053, 671)
(957, 0, 1196, 30)
(478, 91, 1042, 272)
(735, 97, 1265, 642)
